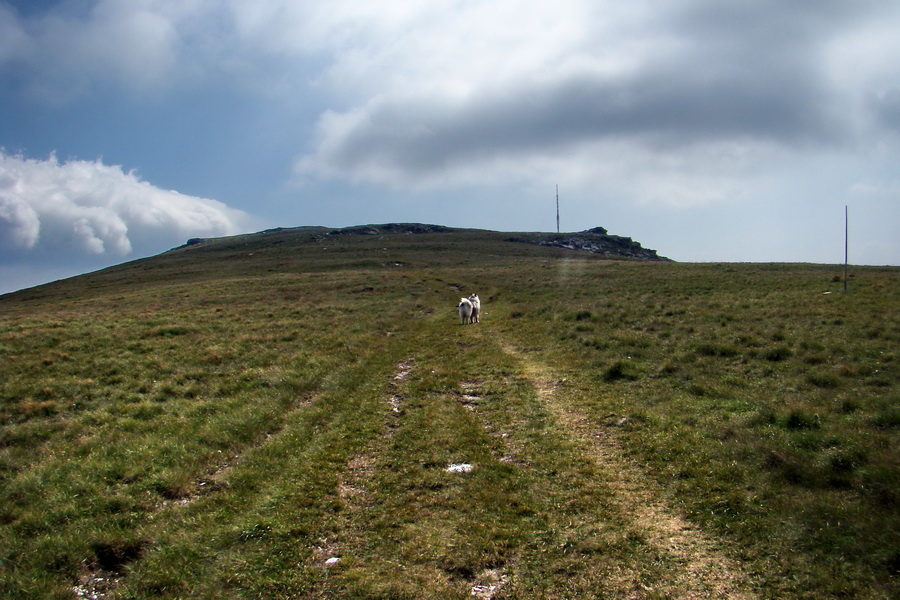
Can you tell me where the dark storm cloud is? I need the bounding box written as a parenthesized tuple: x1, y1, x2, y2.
(300, 0, 881, 183)
(320, 69, 836, 177)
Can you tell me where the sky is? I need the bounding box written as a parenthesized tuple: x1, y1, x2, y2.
(2, 0, 899, 294)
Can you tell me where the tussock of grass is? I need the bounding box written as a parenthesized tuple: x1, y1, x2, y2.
(603, 359, 641, 382)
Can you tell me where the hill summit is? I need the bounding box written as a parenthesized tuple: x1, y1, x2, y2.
(185, 223, 669, 261)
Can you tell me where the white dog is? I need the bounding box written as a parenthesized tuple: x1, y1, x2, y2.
(458, 298, 474, 324)
(468, 294, 481, 323)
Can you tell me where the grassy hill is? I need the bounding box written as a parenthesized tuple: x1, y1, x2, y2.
(1, 225, 898, 599)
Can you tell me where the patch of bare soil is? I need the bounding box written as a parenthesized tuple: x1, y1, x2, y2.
(72, 541, 149, 600)
(505, 344, 758, 600)
(73, 566, 120, 600)
(338, 452, 376, 501)
(388, 358, 414, 424)
(470, 568, 509, 599)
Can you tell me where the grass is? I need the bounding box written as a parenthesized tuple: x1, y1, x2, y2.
(506, 261, 899, 597)
(1, 226, 897, 598)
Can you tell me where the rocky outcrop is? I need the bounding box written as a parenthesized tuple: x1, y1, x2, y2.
(506, 227, 670, 261)
(326, 223, 455, 236)
(177, 223, 667, 261)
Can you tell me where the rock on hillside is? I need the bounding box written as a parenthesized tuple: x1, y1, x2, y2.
(326, 223, 455, 236)
(506, 227, 670, 261)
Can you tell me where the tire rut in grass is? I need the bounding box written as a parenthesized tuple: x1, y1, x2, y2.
(159, 392, 321, 509)
(72, 392, 323, 600)
(315, 358, 415, 574)
(320, 356, 521, 599)
(127, 352, 401, 598)
(333, 358, 414, 503)
(503, 343, 758, 600)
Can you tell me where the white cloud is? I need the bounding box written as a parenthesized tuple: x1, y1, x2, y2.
(0, 186, 39, 248)
(0, 151, 254, 258)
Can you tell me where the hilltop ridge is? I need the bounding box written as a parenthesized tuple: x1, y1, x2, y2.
(183, 222, 669, 261)
(1, 223, 667, 301)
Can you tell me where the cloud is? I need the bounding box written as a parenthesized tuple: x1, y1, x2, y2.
(0, 0, 220, 101)
(7, 1, 897, 157)
(0, 151, 254, 259)
(0, 0, 354, 101)
(1, 0, 899, 267)
(291, 0, 900, 196)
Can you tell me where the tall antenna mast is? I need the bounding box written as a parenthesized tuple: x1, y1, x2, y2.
(556, 185, 560, 233)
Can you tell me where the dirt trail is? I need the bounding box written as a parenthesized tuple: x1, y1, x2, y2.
(504, 343, 758, 600)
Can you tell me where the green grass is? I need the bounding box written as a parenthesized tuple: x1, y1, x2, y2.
(1, 227, 898, 598)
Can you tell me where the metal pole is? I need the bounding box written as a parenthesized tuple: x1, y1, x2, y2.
(844, 205, 848, 293)
(556, 185, 560, 233)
